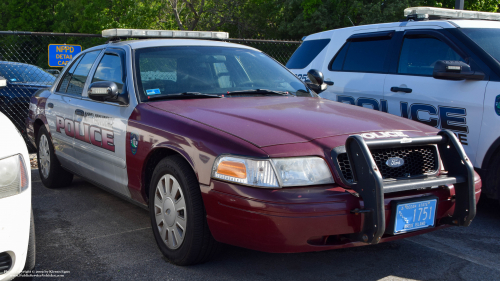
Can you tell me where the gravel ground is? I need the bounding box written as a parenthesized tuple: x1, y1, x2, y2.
(28, 167, 500, 281)
(30, 154, 37, 169)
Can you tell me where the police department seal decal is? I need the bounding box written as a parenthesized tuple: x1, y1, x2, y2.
(130, 133, 139, 155)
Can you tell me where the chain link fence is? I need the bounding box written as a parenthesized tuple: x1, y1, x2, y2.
(0, 31, 301, 152)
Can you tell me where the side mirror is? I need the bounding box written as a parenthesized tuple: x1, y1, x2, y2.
(307, 69, 324, 85)
(306, 69, 332, 94)
(433, 60, 485, 80)
(0, 76, 7, 89)
(88, 81, 119, 101)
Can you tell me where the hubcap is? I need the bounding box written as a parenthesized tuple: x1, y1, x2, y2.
(39, 135, 50, 179)
(154, 174, 187, 249)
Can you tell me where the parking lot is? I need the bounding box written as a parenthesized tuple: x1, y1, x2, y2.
(29, 166, 500, 281)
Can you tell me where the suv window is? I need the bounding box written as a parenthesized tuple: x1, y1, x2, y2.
(92, 54, 124, 93)
(329, 43, 349, 71)
(398, 36, 464, 76)
(57, 50, 100, 95)
(461, 28, 500, 63)
(342, 39, 391, 73)
(286, 39, 330, 69)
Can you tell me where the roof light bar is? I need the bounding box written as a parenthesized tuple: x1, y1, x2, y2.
(102, 29, 229, 40)
(404, 7, 500, 21)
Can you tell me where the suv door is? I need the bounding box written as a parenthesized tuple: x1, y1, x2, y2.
(320, 30, 397, 111)
(46, 50, 101, 170)
(73, 48, 135, 197)
(384, 30, 488, 164)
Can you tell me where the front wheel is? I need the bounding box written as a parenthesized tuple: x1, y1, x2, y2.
(149, 155, 220, 265)
(37, 126, 73, 188)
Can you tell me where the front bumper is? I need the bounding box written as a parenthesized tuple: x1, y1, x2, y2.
(202, 130, 481, 253)
(202, 179, 481, 253)
(0, 189, 31, 281)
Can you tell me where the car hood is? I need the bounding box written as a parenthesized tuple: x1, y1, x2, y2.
(148, 97, 438, 147)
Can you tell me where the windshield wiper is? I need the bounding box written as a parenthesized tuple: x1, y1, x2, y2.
(225, 89, 290, 96)
(147, 92, 222, 101)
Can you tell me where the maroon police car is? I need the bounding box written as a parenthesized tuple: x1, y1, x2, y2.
(26, 29, 480, 265)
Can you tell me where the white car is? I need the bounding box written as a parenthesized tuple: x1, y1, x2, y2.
(287, 7, 500, 203)
(0, 76, 35, 280)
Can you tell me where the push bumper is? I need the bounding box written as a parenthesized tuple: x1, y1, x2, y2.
(202, 130, 480, 253)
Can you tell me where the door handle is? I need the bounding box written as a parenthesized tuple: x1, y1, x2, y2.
(47, 103, 54, 108)
(75, 109, 85, 116)
(390, 87, 412, 93)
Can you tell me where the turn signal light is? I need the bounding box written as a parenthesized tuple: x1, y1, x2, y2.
(216, 161, 247, 179)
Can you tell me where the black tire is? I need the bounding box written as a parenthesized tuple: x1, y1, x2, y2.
(489, 159, 500, 206)
(37, 126, 73, 188)
(23, 209, 35, 271)
(149, 155, 221, 265)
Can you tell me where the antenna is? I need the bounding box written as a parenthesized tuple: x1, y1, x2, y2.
(347, 16, 355, 26)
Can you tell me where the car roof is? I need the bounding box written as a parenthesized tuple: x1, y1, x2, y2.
(84, 39, 260, 52)
(304, 20, 500, 40)
(0, 61, 36, 67)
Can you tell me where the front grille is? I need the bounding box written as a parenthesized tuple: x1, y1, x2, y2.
(337, 145, 438, 182)
(0, 252, 12, 274)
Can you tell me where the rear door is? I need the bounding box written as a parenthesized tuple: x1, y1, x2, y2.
(383, 30, 487, 164)
(73, 48, 134, 197)
(46, 50, 101, 170)
(320, 30, 397, 111)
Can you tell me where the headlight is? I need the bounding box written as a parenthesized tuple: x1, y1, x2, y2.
(272, 157, 334, 187)
(212, 155, 334, 188)
(0, 154, 29, 199)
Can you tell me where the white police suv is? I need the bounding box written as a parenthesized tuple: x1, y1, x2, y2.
(287, 7, 500, 203)
(0, 76, 35, 280)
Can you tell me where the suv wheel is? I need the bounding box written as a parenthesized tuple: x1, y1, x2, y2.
(37, 126, 73, 188)
(149, 155, 220, 265)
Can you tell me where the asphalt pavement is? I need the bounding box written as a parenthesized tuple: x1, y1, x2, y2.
(29, 167, 500, 281)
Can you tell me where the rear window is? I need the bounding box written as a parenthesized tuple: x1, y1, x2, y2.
(342, 39, 391, 73)
(286, 39, 330, 69)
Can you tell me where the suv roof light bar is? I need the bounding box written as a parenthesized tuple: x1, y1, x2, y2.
(102, 29, 229, 40)
(404, 7, 500, 21)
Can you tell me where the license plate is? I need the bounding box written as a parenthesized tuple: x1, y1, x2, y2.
(393, 199, 437, 234)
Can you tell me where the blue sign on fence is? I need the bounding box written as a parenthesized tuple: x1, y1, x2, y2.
(48, 44, 82, 67)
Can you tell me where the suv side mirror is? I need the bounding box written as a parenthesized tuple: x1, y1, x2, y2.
(0, 76, 7, 89)
(433, 60, 485, 80)
(306, 69, 333, 94)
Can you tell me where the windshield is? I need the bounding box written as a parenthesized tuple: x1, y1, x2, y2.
(0, 63, 56, 84)
(461, 28, 500, 63)
(134, 46, 312, 101)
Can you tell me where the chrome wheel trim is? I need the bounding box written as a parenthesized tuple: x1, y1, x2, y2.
(154, 174, 187, 250)
(39, 135, 50, 179)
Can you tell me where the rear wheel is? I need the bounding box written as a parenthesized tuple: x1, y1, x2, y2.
(149, 155, 220, 265)
(37, 126, 73, 188)
(490, 159, 500, 206)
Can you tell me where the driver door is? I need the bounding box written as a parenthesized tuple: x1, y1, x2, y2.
(383, 30, 487, 164)
(73, 48, 135, 197)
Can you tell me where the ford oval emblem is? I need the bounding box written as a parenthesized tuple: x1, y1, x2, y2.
(386, 157, 404, 168)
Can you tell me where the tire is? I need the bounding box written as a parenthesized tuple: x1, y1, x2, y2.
(23, 209, 35, 271)
(149, 155, 221, 265)
(489, 159, 500, 206)
(37, 126, 73, 188)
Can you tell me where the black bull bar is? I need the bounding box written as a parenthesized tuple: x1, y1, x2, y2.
(338, 130, 476, 244)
